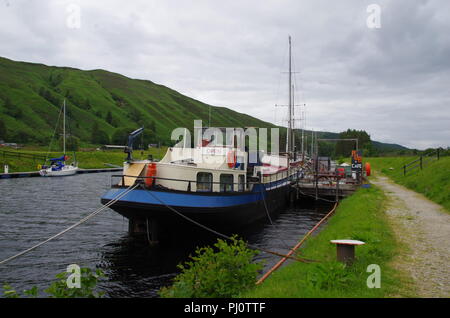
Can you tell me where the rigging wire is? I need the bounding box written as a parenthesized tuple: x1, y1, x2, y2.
(45, 103, 64, 162)
(274, 41, 290, 127)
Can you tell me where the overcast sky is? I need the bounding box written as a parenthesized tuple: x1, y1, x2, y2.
(1, 0, 449, 149)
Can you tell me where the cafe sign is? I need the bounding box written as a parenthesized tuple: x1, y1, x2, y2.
(351, 150, 362, 171)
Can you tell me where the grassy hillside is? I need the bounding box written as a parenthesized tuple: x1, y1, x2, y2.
(0, 56, 409, 154)
(309, 130, 408, 155)
(0, 56, 277, 147)
(367, 156, 450, 212)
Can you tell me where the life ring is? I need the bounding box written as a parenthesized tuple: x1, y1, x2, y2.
(145, 163, 157, 187)
(227, 150, 236, 168)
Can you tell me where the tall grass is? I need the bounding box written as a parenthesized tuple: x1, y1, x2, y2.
(367, 156, 450, 212)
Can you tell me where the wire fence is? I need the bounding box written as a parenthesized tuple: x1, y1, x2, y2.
(403, 149, 441, 176)
(0, 150, 47, 162)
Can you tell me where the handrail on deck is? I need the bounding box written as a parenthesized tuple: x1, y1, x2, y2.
(110, 167, 302, 193)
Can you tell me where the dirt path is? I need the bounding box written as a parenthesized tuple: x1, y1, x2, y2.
(371, 176, 450, 297)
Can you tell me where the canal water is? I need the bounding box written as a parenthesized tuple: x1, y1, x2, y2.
(0, 173, 333, 298)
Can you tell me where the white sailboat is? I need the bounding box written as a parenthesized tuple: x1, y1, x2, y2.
(39, 100, 79, 177)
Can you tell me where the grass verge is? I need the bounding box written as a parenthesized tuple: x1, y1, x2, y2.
(0, 147, 167, 172)
(366, 156, 450, 213)
(242, 184, 415, 298)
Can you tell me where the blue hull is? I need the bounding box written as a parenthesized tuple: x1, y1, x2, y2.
(101, 183, 292, 234)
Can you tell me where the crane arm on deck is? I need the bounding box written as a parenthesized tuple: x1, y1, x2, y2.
(124, 127, 144, 162)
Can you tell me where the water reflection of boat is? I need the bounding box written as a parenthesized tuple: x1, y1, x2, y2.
(99, 236, 212, 297)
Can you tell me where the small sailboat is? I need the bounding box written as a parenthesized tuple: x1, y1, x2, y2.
(39, 99, 79, 177)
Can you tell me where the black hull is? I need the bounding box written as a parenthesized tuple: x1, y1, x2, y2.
(102, 185, 293, 238)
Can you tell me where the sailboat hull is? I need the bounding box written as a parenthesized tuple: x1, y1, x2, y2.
(39, 166, 79, 177)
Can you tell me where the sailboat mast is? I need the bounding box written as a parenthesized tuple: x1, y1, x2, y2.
(301, 106, 305, 160)
(288, 36, 293, 155)
(292, 84, 295, 153)
(63, 99, 66, 157)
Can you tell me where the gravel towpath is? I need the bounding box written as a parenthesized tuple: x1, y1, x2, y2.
(371, 176, 450, 297)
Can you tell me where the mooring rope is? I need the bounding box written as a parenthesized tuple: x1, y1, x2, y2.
(296, 187, 340, 203)
(0, 183, 140, 266)
(256, 202, 339, 285)
(142, 184, 317, 264)
(259, 181, 299, 252)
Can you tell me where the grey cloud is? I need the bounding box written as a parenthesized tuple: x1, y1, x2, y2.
(0, 0, 448, 149)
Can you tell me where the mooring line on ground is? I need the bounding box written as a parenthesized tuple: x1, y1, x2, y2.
(0, 183, 139, 266)
(142, 185, 317, 264)
(256, 201, 339, 285)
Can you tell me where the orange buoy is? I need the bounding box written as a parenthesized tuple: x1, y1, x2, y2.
(145, 163, 157, 187)
(365, 162, 371, 176)
(227, 150, 236, 168)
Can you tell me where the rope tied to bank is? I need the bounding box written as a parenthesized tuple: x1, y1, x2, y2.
(256, 201, 339, 285)
(0, 183, 140, 266)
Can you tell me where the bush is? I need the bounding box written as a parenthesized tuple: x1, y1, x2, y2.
(59, 135, 80, 151)
(2, 267, 105, 298)
(159, 237, 262, 298)
(0, 118, 7, 140)
(44, 267, 105, 298)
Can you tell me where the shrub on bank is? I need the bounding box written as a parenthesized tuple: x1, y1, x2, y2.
(160, 237, 262, 298)
(2, 267, 105, 298)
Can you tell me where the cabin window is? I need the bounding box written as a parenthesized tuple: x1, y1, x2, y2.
(197, 172, 213, 192)
(220, 174, 234, 192)
(238, 175, 245, 192)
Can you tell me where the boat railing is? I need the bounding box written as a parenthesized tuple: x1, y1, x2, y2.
(110, 167, 303, 193)
(110, 174, 257, 193)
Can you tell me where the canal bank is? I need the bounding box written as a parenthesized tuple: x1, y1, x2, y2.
(243, 183, 415, 298)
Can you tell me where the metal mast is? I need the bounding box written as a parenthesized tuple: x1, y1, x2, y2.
(293, 84, 296, 154)
(301, 105, 305, 160)
(63, 99, 66, 159)
(288, 36, 293, 155)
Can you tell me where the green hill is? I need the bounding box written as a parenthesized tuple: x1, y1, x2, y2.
(0, 56, 409, 153)
(0, 56, 276, 147)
